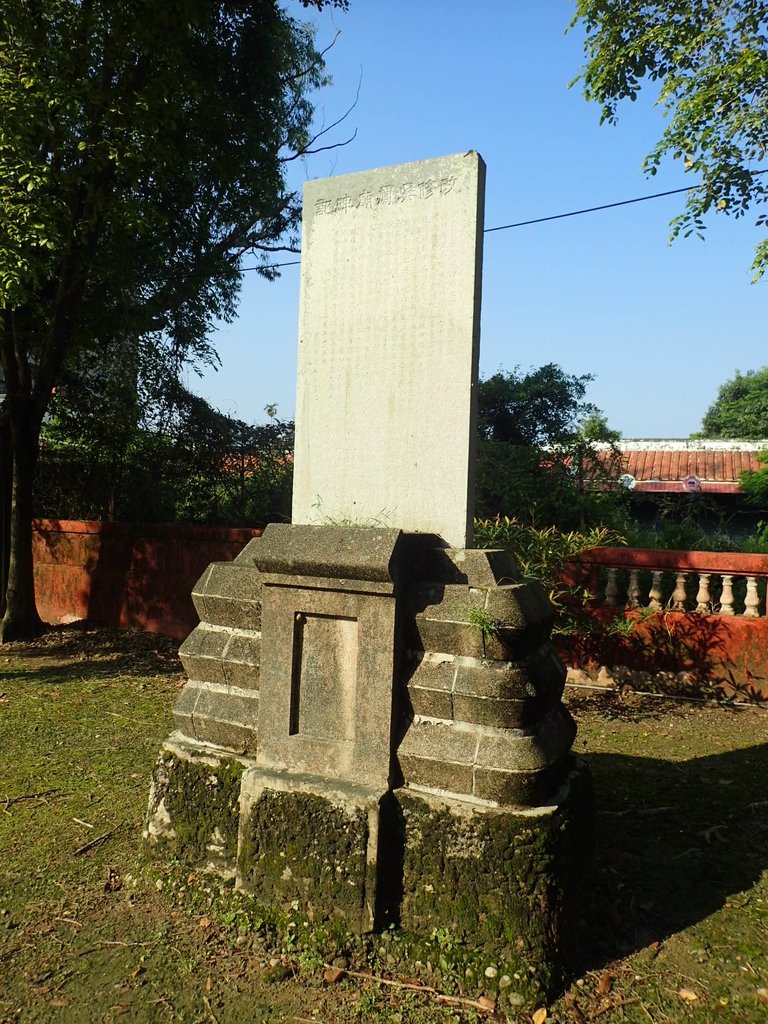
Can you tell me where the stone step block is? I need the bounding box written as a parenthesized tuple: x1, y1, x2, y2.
(179, 624, 229, 686)
(144, 737, 251, 876)
(179, 624, 261, 691)
(237, 768, 387, 932)
(405, 646, 566, 729)
(172, 680, 259, 754)
(396, 704, 575, 806)
(191, 562, 263, 631)
(411, 612, 551, 661)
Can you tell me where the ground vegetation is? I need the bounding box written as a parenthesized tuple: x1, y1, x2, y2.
(1, 626, 766, 1022)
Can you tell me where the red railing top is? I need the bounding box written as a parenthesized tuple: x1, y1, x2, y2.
(32, 518, 263, 543)
(574, 546, 768, 576)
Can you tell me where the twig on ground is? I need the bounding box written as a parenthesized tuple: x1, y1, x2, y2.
(77, 940, 157, 959)
(598, 807, 675, 817)
(99, 940, 155, 948)
(73, 824, 120, 856)
(3, 789, 66, 812)
(149, 996, 175, 1012)
(590, 996, 640, 1019)
(326, 965, 497, 1014)
(203, 994, 221, 1024)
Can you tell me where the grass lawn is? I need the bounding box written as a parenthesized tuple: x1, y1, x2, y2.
(0, 625, 766, 1023)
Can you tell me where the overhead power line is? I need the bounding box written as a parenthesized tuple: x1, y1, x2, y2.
(483, 182, 701, 233)
(242, 259, 301, 270)
(241, 174, 766, 273)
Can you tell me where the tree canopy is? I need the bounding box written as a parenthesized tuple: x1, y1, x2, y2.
(476, 365, 625, 530)
(572, 0, 768, 278)
(698, 366, 768, 438)
(39, 369, 294, 527)
(0, 0, 343, 640)
(477, 364, 598, 446)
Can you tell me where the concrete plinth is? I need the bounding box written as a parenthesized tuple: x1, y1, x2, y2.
(146, 738, 591, 1003)
(146, 525, 593, 1003)
(237, 768, 396, 933)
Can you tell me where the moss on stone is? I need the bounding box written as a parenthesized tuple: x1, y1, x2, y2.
(158, 752, 244, 865)
(239, 790, 374, 929)
(398, 757, 593, 995)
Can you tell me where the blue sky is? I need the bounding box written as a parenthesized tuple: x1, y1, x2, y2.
(191, 1, 767, 439)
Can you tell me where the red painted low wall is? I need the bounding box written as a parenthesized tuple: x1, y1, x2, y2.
(31, 525, 768, 697)
(32, 519, 261, 641)
(560, 547, 768, 698)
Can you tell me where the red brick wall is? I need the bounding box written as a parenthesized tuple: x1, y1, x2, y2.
(32, 520, 261, 640)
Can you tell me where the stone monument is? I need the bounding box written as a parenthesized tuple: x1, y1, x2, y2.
(292, 152, 483, 546)
(146, 153, 591, 1008)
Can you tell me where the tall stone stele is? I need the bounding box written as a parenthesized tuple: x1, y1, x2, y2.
(146, 153, 592, 1006)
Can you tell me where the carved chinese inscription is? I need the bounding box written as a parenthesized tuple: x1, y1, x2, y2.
(314, 174, 458, 217)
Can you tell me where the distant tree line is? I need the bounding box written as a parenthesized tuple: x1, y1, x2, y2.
(35, 355, 294, 527)
(475, 363, 626, 532)
(29, 361, 624, 535)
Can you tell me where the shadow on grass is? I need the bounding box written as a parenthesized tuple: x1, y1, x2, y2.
(577, 742, 768, 973)
(0, 623, 182, 680)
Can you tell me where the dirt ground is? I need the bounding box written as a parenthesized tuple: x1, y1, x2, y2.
(1, 624, 767, 1023)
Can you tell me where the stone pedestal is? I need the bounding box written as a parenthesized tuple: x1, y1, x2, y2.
(146, 524, 592, 1000)
(237, 770, 396, 933)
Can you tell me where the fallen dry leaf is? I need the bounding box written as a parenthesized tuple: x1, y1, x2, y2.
(323, 967, 345, 984)
(532, 1008, 548, 1024)
(678, 988, 698, 1002)
(597, 972, 612, 995)
(477, 995, 496, 1011)
(49, 999, 68, 1008)
(205, 977, 213, 992)
(757, 987, 768, 1003)
(198, 915, 212, 930)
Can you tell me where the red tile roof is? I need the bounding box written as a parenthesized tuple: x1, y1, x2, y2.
(595, 441, 768, 494)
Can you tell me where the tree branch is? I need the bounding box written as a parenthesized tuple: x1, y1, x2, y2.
(280, 74, 361, 162)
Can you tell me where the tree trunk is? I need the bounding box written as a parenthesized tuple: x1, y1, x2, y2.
(0, 418, 11, 617)
(0, 398, 44, 642)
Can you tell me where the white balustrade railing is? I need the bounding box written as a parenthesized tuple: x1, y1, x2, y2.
(598, 566, 765, 618)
